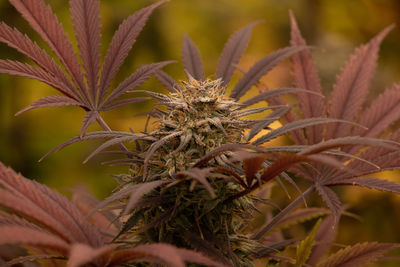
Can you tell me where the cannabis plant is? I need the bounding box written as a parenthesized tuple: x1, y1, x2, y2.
(2, 0, 400, 266)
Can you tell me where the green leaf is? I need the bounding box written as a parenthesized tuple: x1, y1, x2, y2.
(296, 218, 322, 266)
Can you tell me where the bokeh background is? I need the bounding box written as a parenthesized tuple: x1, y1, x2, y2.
(1, 0, 400, 265)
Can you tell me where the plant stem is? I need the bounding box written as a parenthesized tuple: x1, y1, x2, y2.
(96, 115, 131, 155)
(251, 185, 315, 240)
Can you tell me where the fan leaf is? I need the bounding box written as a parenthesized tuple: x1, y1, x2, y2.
(10, 0, 87, 101)
(155, 70, 178, 92)
(67, 243, 114, 267)
(216, 21, 259, 86)
(0, 225, 69, 253)
(0, 60, 79, 101)
(182, 34, 204, 80)
(99, 1, 166, 102)
(290, 11, 324, 144)
(15, 95, 82, 116)
(0, 22, 79, 100)
(102, 61, 173, 107)
(327, 25, 394, 139)
(230, 46, 307, 100)
(316, 242, 399, 267)
(70, 0, 101, 101)
(252, 118, 364, 146)
(354, 83, 400, 138)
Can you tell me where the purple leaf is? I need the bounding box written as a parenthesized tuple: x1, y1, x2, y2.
(80, 111, 99, 139)
(10, 0, 87, 101)
(102, 61, 173, 106)
(327, 25, 394, 139)
(230, 46, 307, 100)
(182, 34, 204, 80)
(15, 95, 82, 116)
(216, 21, 260, 86)
(289, 11, 325, 144)
(70, 0, 101, 102)
(0, 22, 79, 101)
(98, 1, 166, 101)
(155, 70, 178, 92)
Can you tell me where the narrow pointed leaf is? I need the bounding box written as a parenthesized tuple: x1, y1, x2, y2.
(0, 225, 69, 253)
(10, 0, 87, 99)
(83, 134, 147, 163)
(299, 136, 400, 156)
(216, 21, 259, 86)
(108, 243, 186, 267)
(240, 87, 322, 108)
(331, 177, 400, 194)
(327, 25, 394, 139)
(123, 180, 168, 215)
(80, 111, 99, 139)
(253, 118, 364, 146)
(102, 61, 173, 106)
(273, 208, 330, 230)
(315, 185, 341, 221)
(176, 168, 216, 198)
(143, 131, 185, 179)
(70, 0, 101, 101)
(99, 1, 166, 101)
(317, 242, 399, 267)
(155, 70, 178, 92)
(0, 22, 79, 100)
(247, 105, 291, 141)
(182, 34, 204, 80)
(296, 218, 321, 266)
(40, 131, 153, 162)
(230, 46, 307, 100)
(307, 213, 340, 266)
(87, 180, 168, 218)
(354, 83, 400, 138)
(0, 60, 78, 100)
(290, 11, 325, 143)
(3, 255, 61, 267)
(101, 97, 150, 111)
(67, 243, 114, 267)
(15, 95, 82, 116)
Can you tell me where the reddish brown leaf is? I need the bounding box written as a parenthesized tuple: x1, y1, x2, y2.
(0, 60, 77, 101)
(10, 0, 87, 100)
(67, 243, 115, 267)
(70, 0, 101, 101)
(15, 95, 82, 116)
(80, 111, 99, 139)
(354, 83, 400, 138)
(230, 46, 306, 100)
(98, 1, 166, 101)
(317, 242, 399, 267)
(108, 243, 186, 267)
(307, 213, 339, 265)
(0, 163, 102, 247)
(182, 34, 204, 80)
(155, 70, 178, 92)
(0, 22, 79, 100)
(289, 11, 325, 144)
(0, 225, 69, 254)
(216, 21, 260, 86)
(327, 25, 394, 139)
(176, 168, 216, 198)
(315, 185, 341, 221)
(102, 61, 173, 107)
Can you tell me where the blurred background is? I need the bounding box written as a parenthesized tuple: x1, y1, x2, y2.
(1, 0, 400, 264)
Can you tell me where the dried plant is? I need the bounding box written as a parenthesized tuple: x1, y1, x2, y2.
(1, 0, 400, 267)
